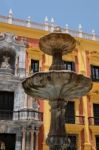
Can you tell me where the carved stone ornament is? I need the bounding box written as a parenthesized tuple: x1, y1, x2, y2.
(1, 56, 11, 69)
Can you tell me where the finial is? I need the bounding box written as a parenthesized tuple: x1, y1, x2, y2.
(51, 17, 54, 23)
(27, 16, 31, 21)
(78, 24, 83, 38)
(92, 29, 96, 40)
(8, 9, 13, 15)
(8, 9, 13, 24)
(65, 24, 69, 29)
(78, 24, 83, 31)
(65, 24, 69, 33)
(45, 16, 48, 22)
(27, 16, 31, 27)
(50, 18, 55, 32)
(92, 29, 95, 34)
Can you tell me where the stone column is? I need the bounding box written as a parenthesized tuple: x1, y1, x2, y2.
(14, 86, 20, 112)
(15, 131, 22, 150)
(14, 84, 26, 111)
(26, 131, 30, 150)
(22, 128, 26, 150)
(18, 46, 26, 77)
(30, 129, 34, 150)
(35, 129, 39, 150)
(15, 54, 19, 76)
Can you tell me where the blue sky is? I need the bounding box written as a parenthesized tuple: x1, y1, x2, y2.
(0, 0, 99, 34)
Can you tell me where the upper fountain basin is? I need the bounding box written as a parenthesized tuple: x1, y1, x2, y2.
(39, 33, 76, 56)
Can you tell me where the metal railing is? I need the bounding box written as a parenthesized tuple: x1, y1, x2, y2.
(65, 115, 85, 125)
(88, 117, 99, 125)
(0, 14, 99, 41)
(0, 109, 43, 122)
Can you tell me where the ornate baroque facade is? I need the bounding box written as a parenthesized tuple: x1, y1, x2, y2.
(0, 15, 99, 150)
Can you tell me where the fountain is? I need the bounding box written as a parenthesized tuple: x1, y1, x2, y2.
(22, 27, 92, 150)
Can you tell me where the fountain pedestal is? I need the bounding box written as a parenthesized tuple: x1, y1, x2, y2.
(46, 100, 69, 150)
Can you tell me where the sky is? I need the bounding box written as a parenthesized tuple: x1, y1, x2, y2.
(0, 0, 99, 35)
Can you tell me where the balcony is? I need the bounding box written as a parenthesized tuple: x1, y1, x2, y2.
(0, 109, 43, 122)
(88, 117, 99, 135)
(88, 117, 99, 125)
(65, 115, 85, 125)
(65, 116, 85, 134)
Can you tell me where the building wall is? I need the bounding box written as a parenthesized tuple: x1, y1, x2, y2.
(0, 21, 99, 150)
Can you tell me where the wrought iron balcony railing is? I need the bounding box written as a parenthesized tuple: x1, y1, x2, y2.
(65, 115, 85, 125)
(0, 109, 43, 122)
(88, 117, 99, 125)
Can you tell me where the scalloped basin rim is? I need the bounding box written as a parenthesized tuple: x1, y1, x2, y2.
(22, 71, 92, 100)
(23, 70, 92, 81)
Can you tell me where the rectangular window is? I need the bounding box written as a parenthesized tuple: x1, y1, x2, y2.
(96, 136, 99, 149)
(93, 104, 99, 125)
(91, 65, 99, 81)
(67, 135, 77, 150)
(0, 133, 16, 150)
(64, 61, 75, 71)
(31, 59, 39, 73)
(0, 91, 14, 120)
(65, 102, 75, 124)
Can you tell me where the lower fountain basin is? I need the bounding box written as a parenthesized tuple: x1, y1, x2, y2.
(22, 71, 92, 101)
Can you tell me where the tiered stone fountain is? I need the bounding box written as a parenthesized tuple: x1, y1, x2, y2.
(22, 27, 92, 150)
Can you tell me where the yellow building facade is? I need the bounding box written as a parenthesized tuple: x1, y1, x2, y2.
(0, 15, 99, 150)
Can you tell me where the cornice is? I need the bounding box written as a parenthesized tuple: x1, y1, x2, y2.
(0, 22, 48, 39)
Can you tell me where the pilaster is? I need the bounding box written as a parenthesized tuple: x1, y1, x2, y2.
(77, 47, 91, 150)
(22, 128, 26, 150)
(30, 128, 34, 150)
(35, 128, 39, 150)
(18, 46, 26, 77)
(26, 130, 30, 150)
(15, 130, 22, 150)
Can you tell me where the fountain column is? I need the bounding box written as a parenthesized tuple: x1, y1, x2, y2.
(46, 100, 68, 150)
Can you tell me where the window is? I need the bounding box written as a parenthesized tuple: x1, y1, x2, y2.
(96, 136, 99, 149)
(0, 134, 16, 150)
(67, 135, 77, 150)
(65, 102, 75, 124)
(0, 91, 14, 120)
(31, 59, 39, 73)
(91, 65, 99, 81)
(64, 61, 75, 71)
(93, 104, 99, 125)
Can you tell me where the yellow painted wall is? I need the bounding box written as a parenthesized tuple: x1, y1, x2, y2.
(1, 22, 99, 150)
